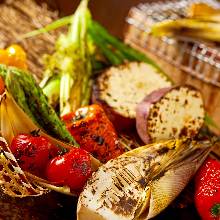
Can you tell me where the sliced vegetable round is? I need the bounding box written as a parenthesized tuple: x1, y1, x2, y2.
(136, 85, 205, 143)
(93, 62, 171, 130)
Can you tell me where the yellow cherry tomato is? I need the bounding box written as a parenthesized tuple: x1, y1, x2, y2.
(0, 49, 10, 66)
(6, 44, 28, 69)
(7, 44, 26, 60)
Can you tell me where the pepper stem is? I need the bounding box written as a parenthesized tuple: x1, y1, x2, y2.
(211, 203, 220, 217)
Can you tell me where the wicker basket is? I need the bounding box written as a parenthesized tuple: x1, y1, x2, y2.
(0, 0, 63, 79)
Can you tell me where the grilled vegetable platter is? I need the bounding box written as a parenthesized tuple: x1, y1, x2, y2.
(0, 0, 219, 220)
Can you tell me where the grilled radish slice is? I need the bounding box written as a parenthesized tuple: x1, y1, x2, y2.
(136, 86, 205, 144)
(92, 62, 171, 131)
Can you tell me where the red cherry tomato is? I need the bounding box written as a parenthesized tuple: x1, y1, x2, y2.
(10, 133, 60, 177)
(46, 148, 92, 191)
(195, 157, 220, 220)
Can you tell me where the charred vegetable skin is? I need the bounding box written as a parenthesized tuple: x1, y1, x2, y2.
(0, 64, 77, 145)
(62, 104, 124, 163)
(195, 157, 220, 220)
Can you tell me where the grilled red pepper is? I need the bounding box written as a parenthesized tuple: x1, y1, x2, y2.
(62, 104, 124, 163)
(195, 157, 220, 220)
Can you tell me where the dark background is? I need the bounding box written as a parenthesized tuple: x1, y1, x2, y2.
(41, 0, 148, 38)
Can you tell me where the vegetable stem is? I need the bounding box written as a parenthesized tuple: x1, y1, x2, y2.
(42, 75, 60, 108)
(21, 15, 72, 39)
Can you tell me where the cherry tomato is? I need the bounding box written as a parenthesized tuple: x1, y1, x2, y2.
(7, 44, 26, 60)
(0, 44, 27, 69)
(6, 44, 27, 69)
(10, 133, 60, 177)
(195, 157, 220, 220)
(46, 148, 92, 191)
(0, 49, 9, 66)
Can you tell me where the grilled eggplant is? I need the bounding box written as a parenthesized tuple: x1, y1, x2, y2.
(136, 86, 205, 144)
(77, 138, 213, 220)
(92, 62, 171, 131)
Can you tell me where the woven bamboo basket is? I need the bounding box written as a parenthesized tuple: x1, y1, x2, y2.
(0, 0, 63, 79)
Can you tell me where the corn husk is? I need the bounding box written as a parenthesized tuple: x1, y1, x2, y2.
(0, 90, 101, 197)
(77, 138, 214, 220)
